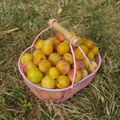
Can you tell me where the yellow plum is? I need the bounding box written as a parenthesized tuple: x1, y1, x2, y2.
(74, 48, 84, 60)
(84, 39, 95, 50)
(27, 67, 43, 83)
(35, 40, 44, 50)
(41, 39, 53, 56)
(57, 42, 70, 55)
(56, 75, 70, 88)
(56, 60, 70, 75)
(68, 69, 82, 82)
(39, 60, 52, 73)
(20, 52, 33, 64)
(63, 53, 73, 64)
(49, 52, 62, 65)
(41, 76, 56, 89)
(33, 50, 46, 65)
(48, 67, 60, 79)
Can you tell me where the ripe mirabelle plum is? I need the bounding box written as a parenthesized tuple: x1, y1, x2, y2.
(63, 53, 73, 64)
(57, 42, 70, 55)
(41, 76, 56, 89)
(56, 60, 70, 75)
(48, 67, 60, 79)
(33, 50, 46, 65)
(35, 40, 44, 50)
(39, 60, 52, 73)
(41, 40, 53, 56)
(84, 39, 95, 50)
(56, 75, 70, 88)
(49, 53, 62, 65)
(74, 48, 84, 60)
(91, 46, 99, 55)
(27, 67, 43, 83)
(20, 52, 33, 64)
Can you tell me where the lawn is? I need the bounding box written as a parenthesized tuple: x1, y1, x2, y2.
(0, 0, 120, 119)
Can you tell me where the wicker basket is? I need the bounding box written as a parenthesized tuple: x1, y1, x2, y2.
(18, 19, 102, 103)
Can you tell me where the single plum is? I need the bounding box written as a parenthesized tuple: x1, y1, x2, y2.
(91, 46, 99, 55)
(75, 60, 84, 70)
(81, 69, 88, 79)
(48, 67, 60, 79)
(35, 40, 44, 50)
(33, 50, 46, 65)
(41, 76, 56, 89)
(39, 60, 52, 73)
(50, 37, 61, 51)
(41, 39, 53, 56)
(80, 45, 89, 55)
(63, 53, 73, 64)
(83, 39, 95, 50)
(56, 60, 70, 75)
(20, 52, 33, 64)
(83, 60, 89, 70)
(57, 42, 70, 55)
(48, 52, 62, 65)
(89, 61, 98, 73)
(88, 51, 95, 60)
(27, 67, 43, 83)
(68, 69, 82, 82)
(56, 75, 70, 88)
(74, 48, 84, 60)
(56, 32, 65, 41)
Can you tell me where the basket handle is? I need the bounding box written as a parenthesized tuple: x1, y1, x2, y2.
(48, 19, 80, 47)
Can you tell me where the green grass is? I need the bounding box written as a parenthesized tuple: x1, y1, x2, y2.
(0, 0, 120, 119)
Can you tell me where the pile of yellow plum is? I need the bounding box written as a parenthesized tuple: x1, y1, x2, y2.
(20, 32, 99, 89)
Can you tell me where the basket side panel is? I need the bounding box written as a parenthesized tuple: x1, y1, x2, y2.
(61, 75, 95, 102)
(24, 73, 95, 103)
(24, 80, 64, 103)
(25, 80, 50, 101)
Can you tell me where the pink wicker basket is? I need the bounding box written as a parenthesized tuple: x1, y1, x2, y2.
(18, 20, 102, 103)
